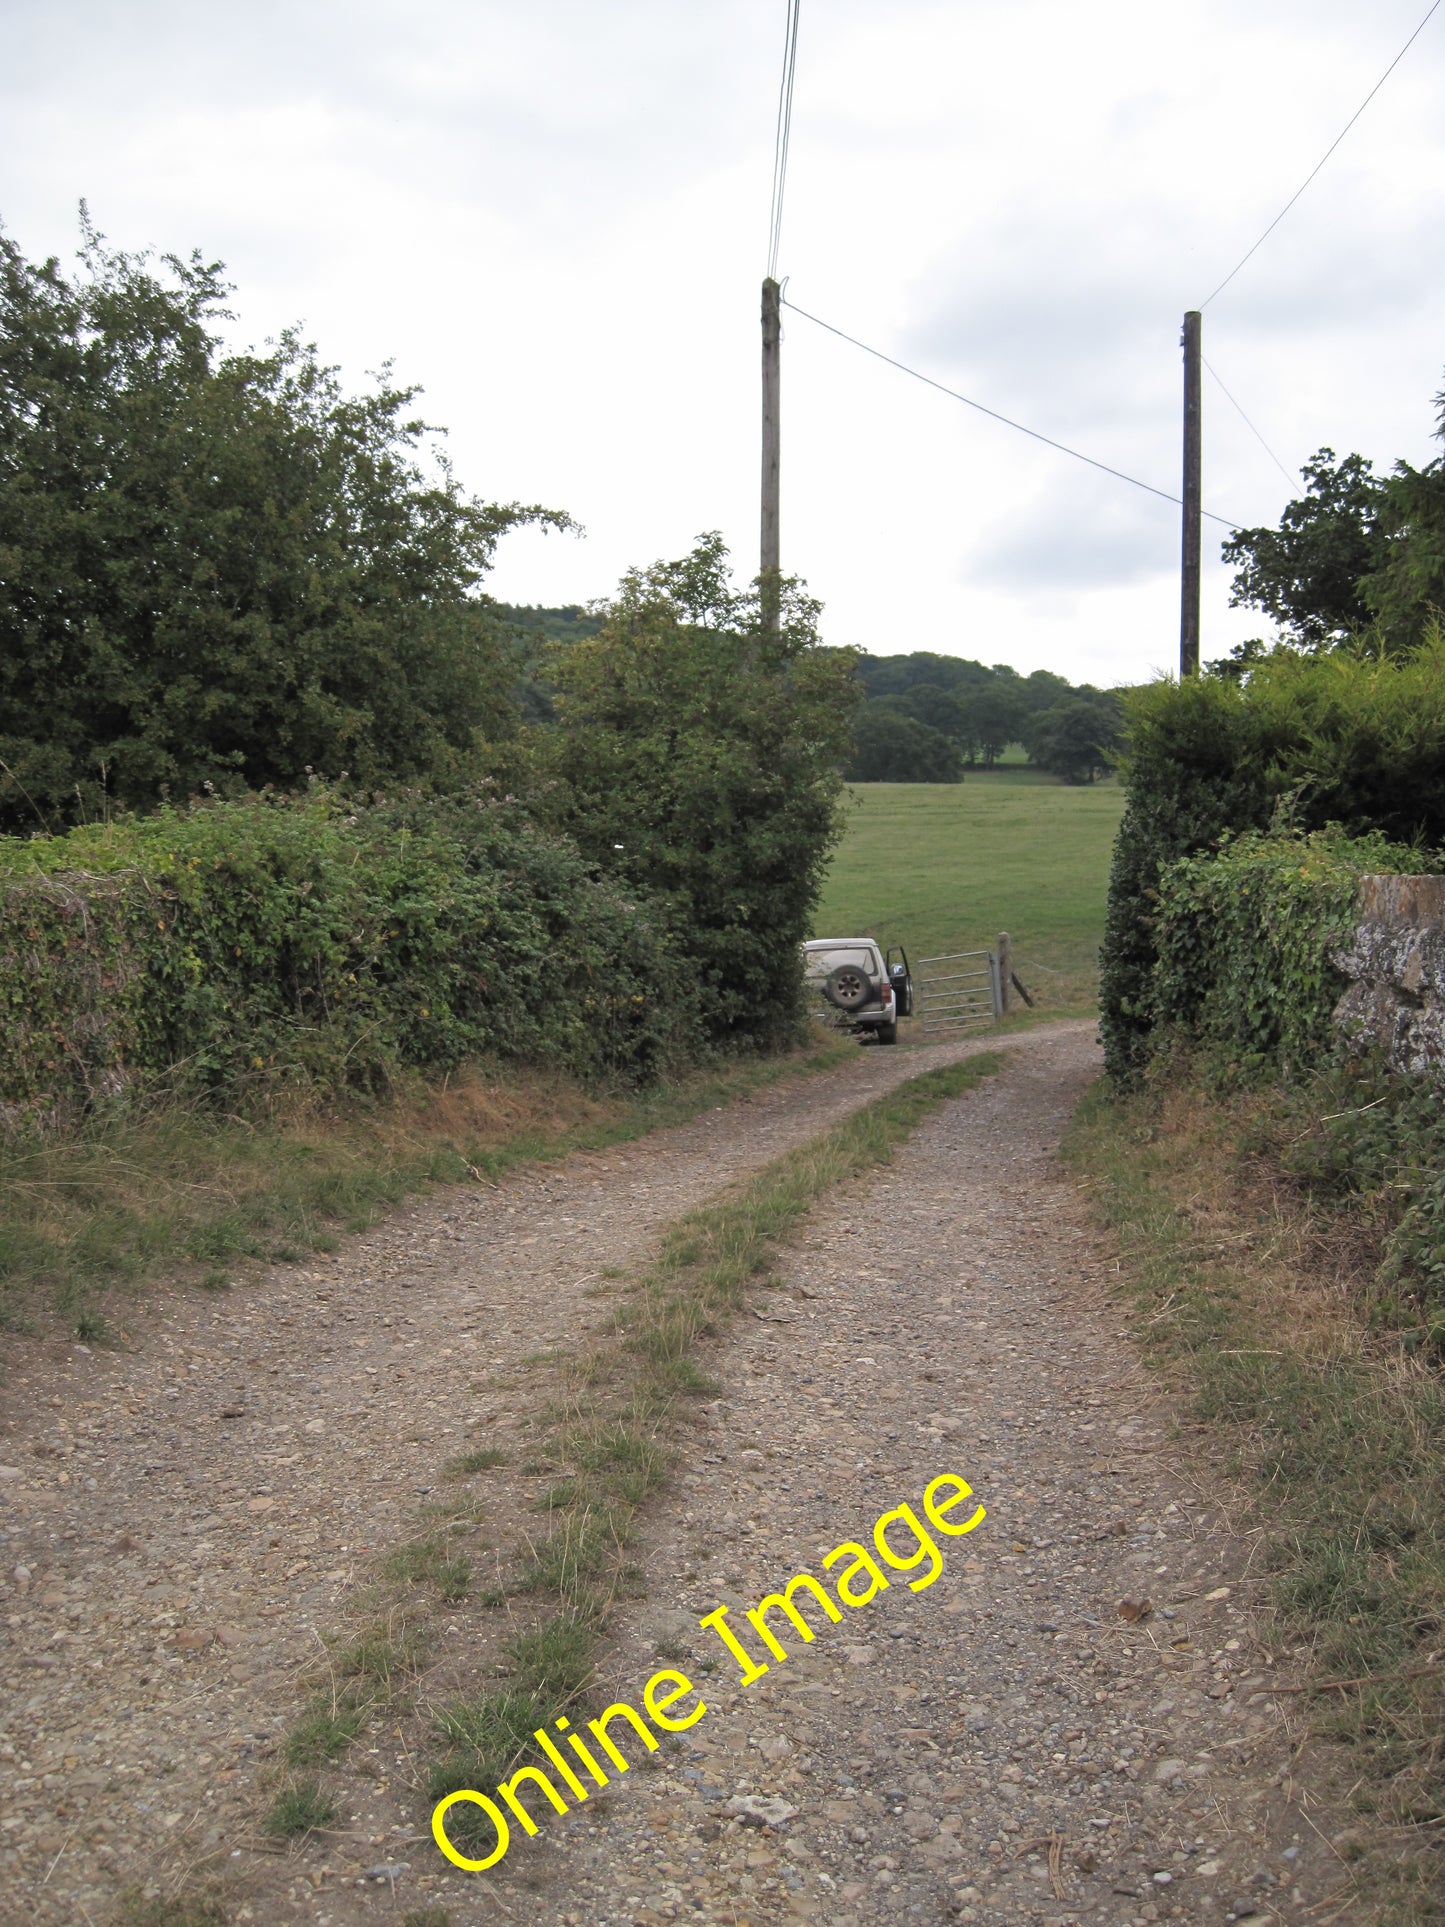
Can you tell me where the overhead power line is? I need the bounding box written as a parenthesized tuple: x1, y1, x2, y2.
(1200, 0, 1442, 308)
(1202, 355, 1296, 488)
(766, 0, 801, 281)
(780, 295, 1244, 529)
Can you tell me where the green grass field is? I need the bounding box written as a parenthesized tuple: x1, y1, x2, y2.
(812, 768, 1124, 1011)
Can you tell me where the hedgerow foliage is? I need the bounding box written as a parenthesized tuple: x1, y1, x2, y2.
(535, 534, 858, 1053)
(1150, 830, 1424, 1081)
(1101, 631, 1445, 1079)
(0, 790, 698, 1134)
(0, 218, 861, 1111)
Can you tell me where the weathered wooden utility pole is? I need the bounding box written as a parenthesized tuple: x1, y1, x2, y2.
(1180, 309, 1202, 678)
(761, 276, 782, 631)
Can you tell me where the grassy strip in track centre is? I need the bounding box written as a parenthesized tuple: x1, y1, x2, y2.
(0, 1031, 859, 1342)
(1063, 1075, 1445, 1927)
(267, 1051, 1005, 1857)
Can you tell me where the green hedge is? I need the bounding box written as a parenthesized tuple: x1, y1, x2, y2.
(1100, 676, 1273, 1080)
(1101, 634, 1445, 1080)
(1149, 830, 1423, 1080)
(0, 790, 700, 1133)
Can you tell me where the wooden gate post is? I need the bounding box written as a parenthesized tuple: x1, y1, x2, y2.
(997, 932, 1012, 1015)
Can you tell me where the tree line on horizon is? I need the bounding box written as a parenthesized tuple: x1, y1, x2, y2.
(495, 614, 1126, 787)
(846, 654, 1122, 785)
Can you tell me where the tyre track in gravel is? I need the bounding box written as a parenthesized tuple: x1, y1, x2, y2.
(0, 1023, 1085, 1927)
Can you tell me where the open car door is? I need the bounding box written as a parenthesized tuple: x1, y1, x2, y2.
(886, 945, 914, 1018)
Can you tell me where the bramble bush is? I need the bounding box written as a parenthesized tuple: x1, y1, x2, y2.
(0, 789, 699, 1133)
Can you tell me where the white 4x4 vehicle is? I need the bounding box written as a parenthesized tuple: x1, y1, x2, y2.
(801, 938, 914, 1045)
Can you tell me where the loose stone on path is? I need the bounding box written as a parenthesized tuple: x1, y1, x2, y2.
(0, 1026, 1341, 1924)
(519, 1031, 1334, 1926)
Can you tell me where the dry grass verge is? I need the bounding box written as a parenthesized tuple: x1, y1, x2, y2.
(0, 1035, 854, 1339)
(1065, 1072, 1445, 1926)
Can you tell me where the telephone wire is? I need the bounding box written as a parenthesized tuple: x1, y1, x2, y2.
(767, 0, 802, 280)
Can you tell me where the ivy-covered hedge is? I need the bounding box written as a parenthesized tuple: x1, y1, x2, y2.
(1148, 829, 1425, 1080)
(1101, 636, 1445, 1080)
(0, 790, 700, 1133)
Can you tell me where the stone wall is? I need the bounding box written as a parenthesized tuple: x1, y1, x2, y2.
(1333, 874, 1445, 1080)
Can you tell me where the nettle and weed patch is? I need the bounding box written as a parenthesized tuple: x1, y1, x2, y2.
(1065, 1074, 1445, 1921)
(1257, 1057, 1445, 1352)
(272, 1053, 1003, 1862)
(1136, 815, 1445, 1353)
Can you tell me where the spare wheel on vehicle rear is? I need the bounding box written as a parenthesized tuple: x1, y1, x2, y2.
(824, 964, 871, 1009)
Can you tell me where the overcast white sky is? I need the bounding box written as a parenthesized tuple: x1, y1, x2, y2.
(4, 0, 1443, 684)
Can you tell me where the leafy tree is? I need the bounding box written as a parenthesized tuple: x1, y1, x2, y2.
(1029, 695, 1122, 784)
(487, 606, 605, 726)
(883, 682, 967, 738)
(847, 704, 963, 782)
(1019, 667, 1074, 715)
(856, 651, 995, 699)
(536, 533, 858, 1051)
(955, 685, 1025, 766)
(1219, 393, 1445, 664)
(1362, 382, 1445, 650)
(0, 216, 566, 829)
(1220, 448, 1388, 653)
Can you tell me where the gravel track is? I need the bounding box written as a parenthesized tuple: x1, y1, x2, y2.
(0, 1024, 1342, 1926)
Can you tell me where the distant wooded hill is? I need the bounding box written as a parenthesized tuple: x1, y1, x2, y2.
(492, 603, 603, 644)
(498, 614, 1121, 786)
(851, 652, 1122, 785)
(490, 603, 602, 721)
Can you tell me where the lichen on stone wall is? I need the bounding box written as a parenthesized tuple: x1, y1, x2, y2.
(1333, 876, 1445, 1081)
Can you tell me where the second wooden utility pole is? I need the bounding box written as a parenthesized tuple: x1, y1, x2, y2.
(761, 276, 781, 631)
(1180, 309, 1202, 678)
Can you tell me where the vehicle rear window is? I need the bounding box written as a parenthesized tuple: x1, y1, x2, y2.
(803, 947, 877, 976)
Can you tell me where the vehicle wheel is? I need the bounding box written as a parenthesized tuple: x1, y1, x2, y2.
(877, 1018, 899, 1044)
(824, 965, 871, 1010)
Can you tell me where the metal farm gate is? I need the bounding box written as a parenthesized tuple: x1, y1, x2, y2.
(913, 948, 1003, 1034)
